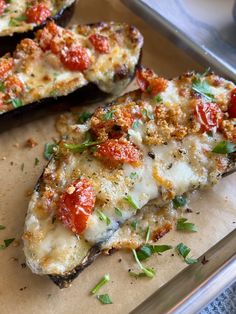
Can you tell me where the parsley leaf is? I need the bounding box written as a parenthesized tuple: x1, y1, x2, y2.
(114, 207, 122, 217)
(192, 78, 215, 101)
(11, 98, 23, 108)
(212, 141, 236, 154)
(102, 110, 116, 121)
(91, 274, 110, 294)
(176, 243, 198, 264)
(64, 140, 99, 153)
(136, 244, 172, 261)
(155, 94, 162, 102)
(132, 249, 155, 278)
(130, 172, 137, 180)
(97, 210, 111, 225)
(44, 143, 58, 160)
(34, 157, 39, 166)
(97, 294, 112, 305)
(0, 238, 15, 249)
(176, 218, 197, 232)
(123, 195, 139, 210)
(0, 82, 5, 93)
(78, 112, 92, 124)
(131, 220, 138, 230)
(0, 225, 6, 230)
(173, 195, 187, 209)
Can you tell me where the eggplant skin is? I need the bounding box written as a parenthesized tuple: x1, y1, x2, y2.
(49, 245, 101, 289)
(0, 1, 76, 57)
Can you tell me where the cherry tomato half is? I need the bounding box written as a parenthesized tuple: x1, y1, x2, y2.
(136, 67, 168, 96)
(228, 88, 236, 118)
(95, 139, 140, 165)
(60, 45, 90, 71)
(26, 3, 51, 25)
(58, 178, 95, 234)
(195, 102, 223, 132)
(0, 0, 6, 15)
(89, 34, 110, 53)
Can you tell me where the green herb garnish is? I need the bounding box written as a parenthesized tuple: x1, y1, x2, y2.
(176, 243, 198, 264)
(91, 274, 110, 294)
(145, 226, 151, 243)
(136, 244, 173, 261)
(131, 220, 137, 230)
(9, 15, 26, 26)
(176, 218, 197, 232)
(11, 98, 23, 108)
(114, 207, 122, 217)
(192, 78, 215, 101)
(102, 110, 116, 121)
(97, 294, 112, 305)
(142, 108, 154, 120)
(132, 249, 155, 278)
(78, 112, 92, 124)
(97, 210, 111, 225)
(0, 238, 15, 249)
(132, 120, 141, 129)
(64, 140, 99, 153)
(34, 157, 39, 166)
(0, 225, 6, 230)
(44, 143, 58, 160)
(172, 195, 187, 209)
(212, 141, 236, 154)
(129, 172, 137, 180)
(155, 94, 162, 102)
(0, 82, 5, 93)
(123, 195, 139, 210)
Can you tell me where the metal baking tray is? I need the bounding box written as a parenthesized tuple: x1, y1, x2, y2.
(122, 0, 236, 313)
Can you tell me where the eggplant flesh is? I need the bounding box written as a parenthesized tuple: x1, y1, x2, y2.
(23, 72, 236, 288)
(0, 22, 143, 131)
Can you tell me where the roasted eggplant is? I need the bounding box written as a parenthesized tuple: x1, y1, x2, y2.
(0, 21, 143, 131)
(23, 68, 236, 288)
(0, 0, 76, 56)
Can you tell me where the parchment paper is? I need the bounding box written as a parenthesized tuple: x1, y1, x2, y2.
(0, 1, 235, 313)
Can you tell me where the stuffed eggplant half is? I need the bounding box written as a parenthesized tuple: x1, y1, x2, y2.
(0, 21, 143, 129)
(0, 0, 76, 56)
(23, 68, 236, 288)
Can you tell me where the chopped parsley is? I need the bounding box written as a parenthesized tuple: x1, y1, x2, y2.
(9, 15, 26, 26)
(130, 220, 138, 230)
(212, 141, 236, 154)
(136, 244, 173, 261)
(0, 225, 6, 230)
(123, 195, 139, 210)
(0, 238, 15, 250)
(11, 98, 23, 108)
(114, 207, 122, 217)
(129, 172, 137, 180)
(64, 140, 99, 153)
(0, 82, 5, 93)
(172, 195, 187, 209)
(44, 143, 58, 160)
(90, 274, 110, 294)
(34, 157, 39, 166)
(97, 210, 111, 225)
(145, 226, 151, 243)
(97, 294, 112, 305)
(155, 94, 162, 102)
(176, 243, 198, 264)
(192, 78, 215, 102)
(176, 218, 197, 232)
(131, 249, 155, 278)
(78, 112, 92, 124)
(102, 109, 116, 121)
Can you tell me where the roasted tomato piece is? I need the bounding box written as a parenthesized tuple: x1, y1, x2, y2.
(228, 88, 236, 118)
(37, 22, 59, 51)
(26, 3, 51, 24)
(136, 67, 168, 96)
(0, 0, 6, 15)
(195, 102, 223, 132)
(60, 45, 90, 71)
(89, 34, 110, 53)
(58, 178, 95, 234)
(95, 139, 141, 165)
(0, 58, 13, 80)
(4, 76, 24, 96)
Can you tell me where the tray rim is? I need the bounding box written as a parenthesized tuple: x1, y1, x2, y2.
(122, 0, 236, 312)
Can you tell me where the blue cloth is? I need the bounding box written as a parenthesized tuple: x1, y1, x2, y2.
(200, 282, 236, 314)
